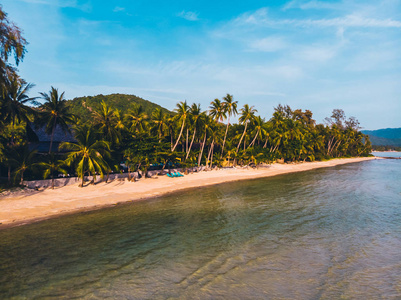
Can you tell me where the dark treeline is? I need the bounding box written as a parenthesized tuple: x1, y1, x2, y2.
(372, 145, 401, 151)
(0, 6, 371, 188)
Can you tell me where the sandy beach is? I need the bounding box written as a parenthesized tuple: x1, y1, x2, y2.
(0, 157, 378, 228)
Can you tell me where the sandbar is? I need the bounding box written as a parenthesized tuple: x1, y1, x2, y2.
(0, 157, 378, 229)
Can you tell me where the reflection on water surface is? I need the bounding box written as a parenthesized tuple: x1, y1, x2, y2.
(1, 159, 401, 299)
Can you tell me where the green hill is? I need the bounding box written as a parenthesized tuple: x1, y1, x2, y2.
(362, 128, 401, 147)
(66, 93, 172, 120)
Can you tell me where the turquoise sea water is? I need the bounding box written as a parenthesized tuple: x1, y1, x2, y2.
(1, 159, 401, 299)
(372, 151, 401, 158)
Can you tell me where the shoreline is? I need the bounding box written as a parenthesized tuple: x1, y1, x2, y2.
(0, 157, 378, 229)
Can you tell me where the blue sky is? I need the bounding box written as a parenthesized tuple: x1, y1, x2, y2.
(2, 0, 401, 129)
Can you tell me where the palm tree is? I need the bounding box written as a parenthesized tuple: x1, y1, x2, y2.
(92, 100, 121, 146)
(0, 6, 28, 91)
(171, 101, 189, 152)
(165, 115, 176, 150)
(124, 148, 139, 182)
(59, 125, 110, 187)
(236, 104, 257, 153)
(209, 98, 226, 123)
(125, 103, 148, 135)
(151, 108, 168, 142)
(205, 120, 221, 168)
(10, 145, 37, 185)
(39, 87, 74, 153)
(37, 153, 68, 189)
(248, 116, 266, 148)
(0, 76, 38, 143)
(198, 114, 213, 166)
(221, 94, 238, 157)
(186, 103, 204, 159)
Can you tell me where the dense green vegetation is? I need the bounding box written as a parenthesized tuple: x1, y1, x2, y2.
(0, 6, 372, 188)
(67, 94, 171, 121)
(372, 145, 401, 151)
(362, 128, 401, 147)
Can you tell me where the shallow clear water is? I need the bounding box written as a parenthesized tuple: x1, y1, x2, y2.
(373, 151, 401, 158)
(1, 159, 401, 299)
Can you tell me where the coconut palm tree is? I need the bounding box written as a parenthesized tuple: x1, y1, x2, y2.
(0, 76, 38, 143)
(59, 125, 110, 187)
(248, 116, 266, 148)
(92, 100, 121, 146)
(198, 114, 213, 166)
(236, 104, 257, 153)
(39, 87, 74, 153)
(171, 101, 189, 152)
(124, 148, 138, 182)
(151, 108, 168, 142)
(0, 6, 28, 90)
(209, 98, 226, 123)
(205, 119, 222, 168)
(221, 94, 237, 158)
(125, 103, 149, 135)
(186, 103, 204, 159)
(37, 153, 68, 189)
(10, 145, 37, 185)
(165, 115, 176, 150)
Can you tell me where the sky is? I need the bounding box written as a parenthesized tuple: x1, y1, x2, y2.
(2, 0, 401, 130)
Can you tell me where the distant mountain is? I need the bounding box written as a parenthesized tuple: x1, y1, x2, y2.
(67, 93, 172, 120)
(362, 128, 401, 147)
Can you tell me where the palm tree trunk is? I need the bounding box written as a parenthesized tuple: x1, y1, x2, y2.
(186, 128, 196, 160)
(51, 174, 54, 189)
(49, 117, 57, 153)
(248, 128, 260, 149)
(236, 122, 248, 153)
(273, 143, 280, 153)
(198, 130, 207, 167)
(170, 127, 174, 149)
(206, 146, 211, 168)
(220, 116, 230, 158)
(186, 128, 189, 153)
(172, 118, 185, 152)
(206, 139, 214, 168)
(327, 136, 335, 155)
(210, 143, 214, 168)
(263, 135, 269, 148)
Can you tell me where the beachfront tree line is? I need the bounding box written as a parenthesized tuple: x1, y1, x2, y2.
(0, 6, 371, 187)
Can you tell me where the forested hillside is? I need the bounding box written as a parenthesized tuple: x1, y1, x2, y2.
(362, 128, 401, 146)
(66, 94, 172, 120)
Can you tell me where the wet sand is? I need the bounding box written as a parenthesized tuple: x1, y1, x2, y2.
(0, 157, 378, 228)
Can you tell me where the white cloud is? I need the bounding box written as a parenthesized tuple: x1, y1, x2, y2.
(113, 6, 125, 13)
(235, 7, 401, 28)
(15, 0, 91, 11)
(296, 45, 339, 62)
(301, 14, 401, 28)
(345, 48, 399, 71)
(16, 0, 75, 5)
(6, 0, 401, 129)
(248, 37, 287, 52)
(177, 11, 199, 21)
(283, 0, 341, 11)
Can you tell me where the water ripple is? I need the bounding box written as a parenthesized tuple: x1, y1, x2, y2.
(0, 159, 401, 299)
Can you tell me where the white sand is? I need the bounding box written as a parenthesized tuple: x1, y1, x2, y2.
(0, 157, 378, 228)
